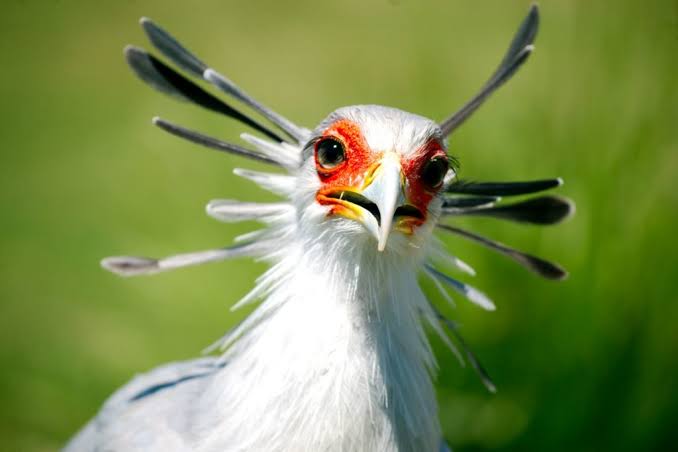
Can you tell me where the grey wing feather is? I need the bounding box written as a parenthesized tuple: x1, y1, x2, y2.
(65, 357, 223, 451)
(440, 439, 453, 452)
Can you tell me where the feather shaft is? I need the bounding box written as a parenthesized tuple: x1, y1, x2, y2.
(140, 17, 307, 143)
(205, 200, 292, 223)
(425, 265, 495, 311)
(433, 307, 496, 393)
(439, 5, 539, 136)
(437, 224, 567, 280)
(124, 46, 284, 142)
(152, 117, 280, 165)
(101, 241, 268, 276)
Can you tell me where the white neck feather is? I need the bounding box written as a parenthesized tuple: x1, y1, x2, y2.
(194, 229, 441, 452)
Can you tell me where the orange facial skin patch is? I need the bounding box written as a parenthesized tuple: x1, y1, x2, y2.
(395, 215, 425, 235)
(316, 187, 365, 222)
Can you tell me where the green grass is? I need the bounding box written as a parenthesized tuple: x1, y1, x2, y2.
(1, 0, 676, 450)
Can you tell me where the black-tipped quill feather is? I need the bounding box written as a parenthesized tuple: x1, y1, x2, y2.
(140, 17, 307, 143)
(432, 307, 496, 393)
(445, 178, 562, 196)
(140, 17, 207, 77)
(425, 265, 495, 311)
(101, 242, 266, 277)
(124, 46, 284, 142)
(437, 223, 567, 280)
(449, 195, 574, 225)
(153, 117, 280, 165)
(439, 4, 539, 136)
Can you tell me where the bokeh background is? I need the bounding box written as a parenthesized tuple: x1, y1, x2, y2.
(1, 0, 677, 450)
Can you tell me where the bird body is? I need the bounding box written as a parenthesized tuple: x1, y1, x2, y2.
(68, 107, 443, 451)
(67, 6, 571, 452)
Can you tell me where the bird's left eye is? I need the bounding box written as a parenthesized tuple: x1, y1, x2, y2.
(315, 137, 346, 170)
(420, 156, 449, 189)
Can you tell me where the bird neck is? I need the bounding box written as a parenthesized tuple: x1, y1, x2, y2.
(202, 236, 441, 451)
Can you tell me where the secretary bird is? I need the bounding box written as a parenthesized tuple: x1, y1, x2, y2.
(66, 5, 572, 451)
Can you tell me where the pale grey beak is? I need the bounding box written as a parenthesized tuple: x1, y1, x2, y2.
(360, 153, 406, 251)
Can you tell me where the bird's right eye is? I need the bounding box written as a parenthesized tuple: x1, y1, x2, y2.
(315, 137, 346, 170)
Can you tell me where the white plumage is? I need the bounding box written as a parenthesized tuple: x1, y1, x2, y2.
(67, 5, 572, 451)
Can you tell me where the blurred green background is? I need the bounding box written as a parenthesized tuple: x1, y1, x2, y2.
(1, 0, 677, 450)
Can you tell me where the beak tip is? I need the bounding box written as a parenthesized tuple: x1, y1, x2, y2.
(377, 227, 391, 252)
(358, 153, 404, 253)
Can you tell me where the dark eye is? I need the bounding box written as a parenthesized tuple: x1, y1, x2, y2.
(421, 157, 448, 189)
(315, 138, 346, 169)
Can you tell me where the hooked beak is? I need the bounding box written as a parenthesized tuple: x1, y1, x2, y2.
(319, 153, 424, 251)
(362, 153, 404, 251)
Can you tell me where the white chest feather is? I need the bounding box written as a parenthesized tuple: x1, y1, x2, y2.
(193, 239, 441, 452)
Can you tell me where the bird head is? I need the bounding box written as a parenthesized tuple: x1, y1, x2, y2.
(298, 106, 451, 253)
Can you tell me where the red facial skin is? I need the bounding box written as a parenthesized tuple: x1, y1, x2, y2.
(401, 140, 448, 209)
(315, 119, 447, 232)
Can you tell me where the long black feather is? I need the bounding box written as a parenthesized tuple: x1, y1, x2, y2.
(153, 117, 280, 166)
(125, 46, 284, 142)
(437, 223, 567, 280)
(141, 18, 305, 143)
(447, 195, 574, 225)
(439, 4, 539, 136)
(140, 17, 207, 77)
(445, 178, 562, 196)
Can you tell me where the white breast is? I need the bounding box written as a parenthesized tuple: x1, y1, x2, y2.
(191, 238, 442, 452)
